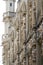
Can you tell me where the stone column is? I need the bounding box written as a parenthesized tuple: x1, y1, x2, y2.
(26, 0, 29, 37)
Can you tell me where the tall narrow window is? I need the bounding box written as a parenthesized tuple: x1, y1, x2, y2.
(10, 3, 12, 6)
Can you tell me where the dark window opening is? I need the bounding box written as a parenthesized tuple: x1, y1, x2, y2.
(10, 3, 12, 6)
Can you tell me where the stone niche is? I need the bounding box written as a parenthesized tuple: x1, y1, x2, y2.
(32, 45, 36, 62)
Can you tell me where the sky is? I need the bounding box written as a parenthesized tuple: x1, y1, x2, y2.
(0, 0, 17, 65)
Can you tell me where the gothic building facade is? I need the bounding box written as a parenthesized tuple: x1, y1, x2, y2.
(2, 0, 43, 65)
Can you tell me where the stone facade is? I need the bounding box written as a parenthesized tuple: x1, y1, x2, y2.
(2, 0, 43, 65)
